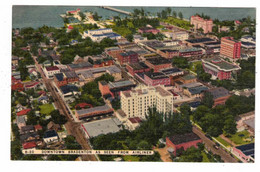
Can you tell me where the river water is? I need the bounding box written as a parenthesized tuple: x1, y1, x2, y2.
(12, 5, 256, 29)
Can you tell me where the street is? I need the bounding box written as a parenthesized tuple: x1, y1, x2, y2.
(32, 56, 97, 161)
(192, 126, 237, 163)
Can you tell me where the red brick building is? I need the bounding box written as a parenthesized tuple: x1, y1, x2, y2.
(54, 71, 79, 87)
(75, 104, 113, 120)
(118, 51, 139, 65)
(126, 62, 151, 76)
(145, 57, 172, 72)
(98, 80, 136, 98)
(166, 132, 202, 156)
(179, 48, 203, 57)
(93, 60, 114, 68)
(202, 57, 241, 80)
(157, 49, 179, 59)
(201, 87, 231, 107)
(105, 47, 124, 60)
(190, 15, 213, 33)
(144, 72, 170, 86)
(220, 37, 241, 60)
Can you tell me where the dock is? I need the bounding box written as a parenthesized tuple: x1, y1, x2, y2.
(100, 6, 131, 16)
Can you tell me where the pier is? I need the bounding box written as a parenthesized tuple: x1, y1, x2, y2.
(100, 6, 131, 16)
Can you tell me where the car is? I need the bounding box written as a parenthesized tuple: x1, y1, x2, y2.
(213, 144, 219, 149)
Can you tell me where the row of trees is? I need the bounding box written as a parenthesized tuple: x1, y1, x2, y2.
(211, 16, 255, 39)
(59, 37, 116, 64)
(157, 8, 183, 20)
(90, 107, 192, 161)
(191, 94, 255, 137)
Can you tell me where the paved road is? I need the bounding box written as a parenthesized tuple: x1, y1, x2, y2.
(192, 126, 237, 163)
(32, 56, 97, 161)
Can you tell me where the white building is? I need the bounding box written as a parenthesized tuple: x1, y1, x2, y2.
(120, 85, 174, 119)
(133, 34, 148, 43)
(43, 130, 59, 144)
(172, 31, 189, 41)
(43, 66, 60, 79)
(83, 28, 121, 42)
(240, 36, 256, 44)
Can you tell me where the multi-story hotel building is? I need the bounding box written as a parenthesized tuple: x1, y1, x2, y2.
(220, 37, 241, 60)
(121, 85, 174, 119)
(190, 15, 213, 34)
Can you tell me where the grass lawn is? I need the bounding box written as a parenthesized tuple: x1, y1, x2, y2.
(161, 17, 192, 30)
(39, 103, 55, 115)
(228, 130, 254, 146)
(123, 155, 140, 162)
(215, 136, 231, 147)
(202, 151, 210, 162)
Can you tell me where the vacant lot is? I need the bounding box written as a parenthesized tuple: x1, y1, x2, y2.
(39, 103, 55, 115)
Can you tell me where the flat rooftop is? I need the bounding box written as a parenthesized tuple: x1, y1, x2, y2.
(108, 80, 135, 89)
(76, 104, 112, 116)
(145, 72, 168, 79)
(181, 74, 196, 80)
(203, 57, 241, 71)
(235, 143, 254, 158)
(161, 68, 182, 75)
(168, 132, 201, 145)
(155, 86, 172, 97)
(82, 117, 121, 138)
(179, 47, 202, 53)
(244, 118, 255, 130)
(146, 56, 171, 65)
(128, 62, 149, 70)
(188, 86, 208, 95)
(68, 62, 93, 69)
(205, 87, 229, 99)
(186, 38, 215, 44)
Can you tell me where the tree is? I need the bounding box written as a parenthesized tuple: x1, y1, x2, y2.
(50, 110, 67, 125)
(93, 12, 100, 21)
(178, 12, 183, 19)
(166, 7, 172, 16)
(196, 63, 211, 82)
(137, 140, 151, 150)
(79, 12, 85, 21)
(177, 146, 203, 162)
(223, 116, 237, 136)
(201, 92, 214, 108)
(64, 135, 82, 149)
(172, 11, 177, 18)
(26, 110, 39, 125)
(197, 28, 204, 33)
(126, 34, 133, 42)
(11, 140, 23, 160)
(17, 96, 27, 106)
(180, 103, 191, 116)
(172, 57, 189, 69)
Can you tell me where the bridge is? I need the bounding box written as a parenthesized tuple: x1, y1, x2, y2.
(100, 6, 131, 16)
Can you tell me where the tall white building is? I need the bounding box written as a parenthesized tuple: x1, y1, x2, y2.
(120, 85, 174, 119)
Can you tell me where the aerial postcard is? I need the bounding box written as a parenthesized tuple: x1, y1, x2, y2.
(11, 4, 256, 163)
